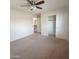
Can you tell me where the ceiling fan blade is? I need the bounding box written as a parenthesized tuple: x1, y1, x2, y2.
(35, 0, 45, 5)
(27, 0, 33, 5)
(36, 6, 42, 9)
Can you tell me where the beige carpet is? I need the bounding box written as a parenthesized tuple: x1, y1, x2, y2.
(10, 34, 69, 59)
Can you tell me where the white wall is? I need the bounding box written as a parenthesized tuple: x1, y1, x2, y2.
(41, 7, 69, 40)
(10, 9, 36, 41)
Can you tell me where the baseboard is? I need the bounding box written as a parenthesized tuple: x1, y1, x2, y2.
(10, 33, 33, 42)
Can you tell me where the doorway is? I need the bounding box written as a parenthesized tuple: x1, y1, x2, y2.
(33, 18, 38, 33)
(33, 14, 41, 34)
(48, 15, 56, 37)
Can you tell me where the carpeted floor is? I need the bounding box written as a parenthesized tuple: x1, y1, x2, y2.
(10, 34, 69, 59)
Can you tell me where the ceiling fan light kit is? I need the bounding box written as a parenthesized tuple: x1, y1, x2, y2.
(21, 0, 45, 11)
(30, 6, 36, 10)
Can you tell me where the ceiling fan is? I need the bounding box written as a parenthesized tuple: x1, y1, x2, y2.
(21, 0, 45, 10)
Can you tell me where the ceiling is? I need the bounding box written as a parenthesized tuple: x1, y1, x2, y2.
(11, 0, 69, 14)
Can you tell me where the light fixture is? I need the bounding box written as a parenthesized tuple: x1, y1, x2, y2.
(30, 5, 36, 11)
(21, 0, 45, 11)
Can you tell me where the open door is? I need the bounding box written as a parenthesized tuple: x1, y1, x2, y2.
(48, 15, 56, 37)
(33, 18, 38, 33)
